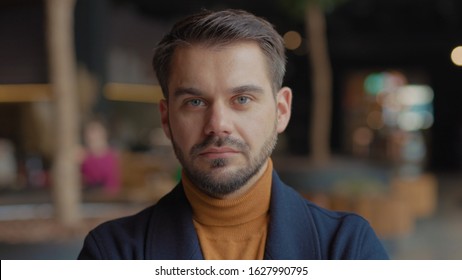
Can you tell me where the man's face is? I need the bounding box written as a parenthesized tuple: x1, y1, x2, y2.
(159, 41, 291, 197)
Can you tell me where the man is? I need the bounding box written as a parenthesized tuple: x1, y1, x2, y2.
(78, 9, 389, 260)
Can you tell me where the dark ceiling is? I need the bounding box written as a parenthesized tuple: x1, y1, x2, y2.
(109, 0, 462, 64)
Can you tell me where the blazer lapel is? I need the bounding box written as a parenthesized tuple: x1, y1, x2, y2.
(264, 171, 322, 259)
(146, 183, 204, 259)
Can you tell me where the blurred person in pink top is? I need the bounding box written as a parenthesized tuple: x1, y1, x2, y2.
(80, 120, 121, 196)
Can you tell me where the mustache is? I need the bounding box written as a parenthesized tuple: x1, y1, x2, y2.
(190, 136, 248, 156)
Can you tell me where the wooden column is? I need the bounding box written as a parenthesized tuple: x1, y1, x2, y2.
(45, 0, 81, 226)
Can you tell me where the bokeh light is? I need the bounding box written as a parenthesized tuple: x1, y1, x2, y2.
(450, 46, 462, 66)
(283, 31, 302, 50)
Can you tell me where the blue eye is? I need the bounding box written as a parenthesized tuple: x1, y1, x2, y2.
(235, 96, 250, 105)
(187, 99, 204, 106)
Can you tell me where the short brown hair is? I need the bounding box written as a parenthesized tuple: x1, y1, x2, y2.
(152, 9, 286, 98)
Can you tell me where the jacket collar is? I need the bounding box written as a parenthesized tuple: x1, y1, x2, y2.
(148, 171, 320, 259)
(264, 171, 321, 259)
(147, 185, 204, 259)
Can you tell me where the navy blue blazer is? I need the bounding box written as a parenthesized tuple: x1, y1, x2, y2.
(78, 171, 389, 259)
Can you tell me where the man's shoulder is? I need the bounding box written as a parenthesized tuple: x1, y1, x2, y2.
(88, 185, 181, 236)
(93, 203, 156, 232)
(78, 186, 183, 259)
(302, 197, 377, 240)
(280, 180, 371, 229)
(303, 196, 368, 223)
(272, 174, 388, 259)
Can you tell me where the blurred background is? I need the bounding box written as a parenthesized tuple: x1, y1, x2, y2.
(1, 0, 461, 259)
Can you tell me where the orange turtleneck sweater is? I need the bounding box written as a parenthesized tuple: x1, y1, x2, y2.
(182, 159, 272, 260)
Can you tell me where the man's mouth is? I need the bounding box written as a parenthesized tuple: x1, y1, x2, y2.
(199, 147, 239, 159)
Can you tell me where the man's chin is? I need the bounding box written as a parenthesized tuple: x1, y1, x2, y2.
(194, 157, 241, 170)
(195, 165, 236, 178)
(190, 166, 243, 184)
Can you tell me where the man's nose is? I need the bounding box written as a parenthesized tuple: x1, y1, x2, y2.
(203, 102, 232, 137)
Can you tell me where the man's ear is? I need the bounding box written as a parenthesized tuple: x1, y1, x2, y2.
(159, 99, 171, 140)
(276, 87, 292, 133)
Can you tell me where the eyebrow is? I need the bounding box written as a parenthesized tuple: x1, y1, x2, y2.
(173, 87, 203, 98)
(231, 84, 265, 95)
(172, 84, 265, 98)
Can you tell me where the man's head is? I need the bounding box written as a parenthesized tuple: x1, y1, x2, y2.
(153, 9, 292, 198)
(153, 9, 287, 97)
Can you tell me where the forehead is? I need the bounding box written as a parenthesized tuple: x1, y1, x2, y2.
(168, 41, 272, 94)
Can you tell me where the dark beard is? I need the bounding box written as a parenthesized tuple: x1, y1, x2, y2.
(171, 131, 277, 198)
